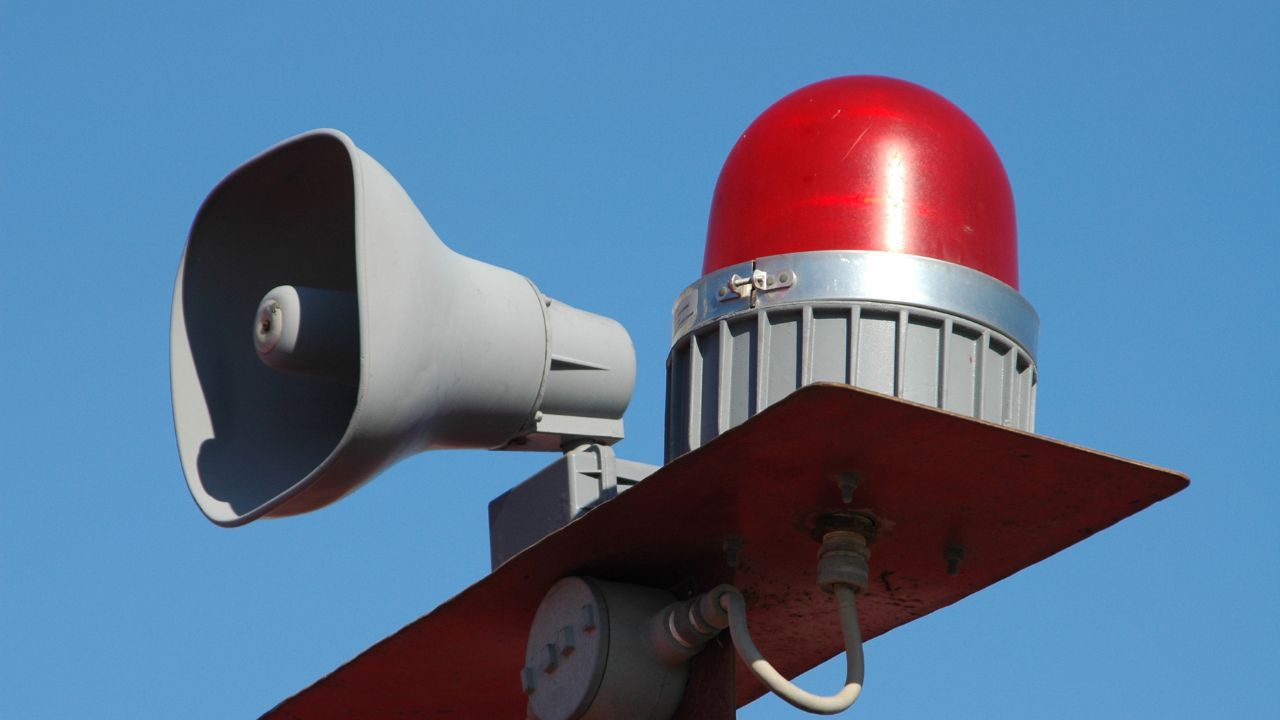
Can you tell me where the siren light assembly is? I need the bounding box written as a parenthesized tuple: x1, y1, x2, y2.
(171, 77, 1188, 719)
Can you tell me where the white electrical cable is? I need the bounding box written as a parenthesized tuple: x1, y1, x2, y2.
(720, 584, 864, 715)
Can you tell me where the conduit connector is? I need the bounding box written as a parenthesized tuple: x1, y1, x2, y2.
(816, 530, 871, 595)
(648, 586, 733, 665)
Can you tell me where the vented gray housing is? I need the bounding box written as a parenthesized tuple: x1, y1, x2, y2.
(665, 251, 1038, 462)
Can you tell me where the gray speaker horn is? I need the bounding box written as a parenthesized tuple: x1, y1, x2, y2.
(171, 129, 635, 526)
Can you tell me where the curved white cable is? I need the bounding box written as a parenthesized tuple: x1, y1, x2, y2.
(721, 584, 864, 715)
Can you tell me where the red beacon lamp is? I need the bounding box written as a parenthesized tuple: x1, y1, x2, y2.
(669, 76, 1037, 457)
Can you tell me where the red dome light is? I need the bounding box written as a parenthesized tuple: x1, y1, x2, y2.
(704, 76, 1019, 288)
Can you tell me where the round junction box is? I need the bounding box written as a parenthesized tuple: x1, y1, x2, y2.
(523, 577, 688, 720)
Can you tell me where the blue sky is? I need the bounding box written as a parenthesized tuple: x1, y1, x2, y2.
(2, 2, 1277, 718)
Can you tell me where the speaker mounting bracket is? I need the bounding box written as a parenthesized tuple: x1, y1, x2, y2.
(487, 443, 659, 569)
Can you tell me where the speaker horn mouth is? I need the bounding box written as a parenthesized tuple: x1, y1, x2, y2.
(173, 130, 362, 526)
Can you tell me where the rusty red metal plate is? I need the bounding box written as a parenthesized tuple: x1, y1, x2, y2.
(264, 383, 1188, 718)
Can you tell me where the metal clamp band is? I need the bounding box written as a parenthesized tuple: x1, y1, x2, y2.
(672, 250, 1039, 358)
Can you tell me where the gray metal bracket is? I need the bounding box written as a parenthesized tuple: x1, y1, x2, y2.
(488, 444, 658, 569)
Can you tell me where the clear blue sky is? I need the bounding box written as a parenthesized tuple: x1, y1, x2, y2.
(2, 2, 1276, 718)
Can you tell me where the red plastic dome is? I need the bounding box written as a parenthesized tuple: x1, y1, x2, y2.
(704, 76, 1019, 288)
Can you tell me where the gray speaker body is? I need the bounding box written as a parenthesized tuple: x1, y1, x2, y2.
(665, 250, 1039, 461)
(172, 130, 636, 526)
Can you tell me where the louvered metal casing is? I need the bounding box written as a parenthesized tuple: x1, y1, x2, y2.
(664, 252, 1039, 462)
